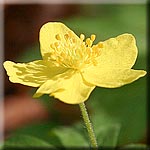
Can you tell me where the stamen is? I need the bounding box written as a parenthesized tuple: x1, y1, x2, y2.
(68, 31, 73, 37)
(86, 38, 92, 47)
(90, 34, 96, 42)
(80, 34, 85, 41)
(54, 42, 59, 48)
(98, 42, 103, 48)
(55, 34, 61, 40)
(72, 38, 76, 43)
(92, 45, 97, 51)
(64, 34, 69, 41)
(86, 47, 92, 55)
(50, 32, 102, 69)
(84, 59, 90, 64)
(60, 52, 66, 58)
(50, 43, 56, 49)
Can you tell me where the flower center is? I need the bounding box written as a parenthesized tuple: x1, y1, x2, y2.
(49, 31, 103, 70)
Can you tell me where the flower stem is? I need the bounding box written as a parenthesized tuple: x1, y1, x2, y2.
(79, 102, 98, 149)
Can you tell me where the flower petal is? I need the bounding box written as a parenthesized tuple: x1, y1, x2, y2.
(82, 67, 146, 88)
(34, 70, 95, 104)
(96, 34, 138, 68)
(3, 60, 68, 87)
(39, 22, 80, 59)
(33, 69, 74, 97)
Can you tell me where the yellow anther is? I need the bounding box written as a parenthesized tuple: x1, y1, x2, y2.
(50, 43, 55, 49)
(64, 34, 69, 41)
(55, 34, 61, 40)
(98, 42, 103, 48)
(86, 38, 92, 47)
(54, 42, 59, 48)
(72, 38, 76, 43)
(84, 59, 90, 64)
(60, 52, 66, 58)
(90, 34, 96, 41)
(80, 34, 85, 41)
(68, 31, 73, 37)
(50, 32, 101, 69)
(92, 45, 97, 51)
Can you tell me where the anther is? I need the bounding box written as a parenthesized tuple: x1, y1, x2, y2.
(64, 34, 69, 41)
(68, 31, 73, 37)
(90, 34, 96, 42)
(50, 44, 56, 49)
(84, 59, 90, 64)
(60, 52, 66, 58)
(98, 42, 103, 48)
(55, 34, 61, 40)
(72, 38, 76, 43)
(86, 38, 92, 47)
(92, 45, 97, 51)
(80, 34, 85, 41)
(54, 42, 59, 48)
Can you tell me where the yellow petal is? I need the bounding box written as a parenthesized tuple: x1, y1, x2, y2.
(34, 70, 95, 104)
(82, 67, 146, 88)
(96, 34, 138, 68)
(39, 22, 80, 59)
(3, 60, 68, 87)
(33, 70, 73, 97)
(52, 72, 95, 104)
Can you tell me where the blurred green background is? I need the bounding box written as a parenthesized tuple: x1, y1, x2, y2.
(4, 4, 147, 148)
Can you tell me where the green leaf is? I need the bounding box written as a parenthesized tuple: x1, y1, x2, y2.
(12, 121, 62, 146)
(96, 124, 120, 147)
(4, 134, 54, 148)
(52, 122, 120, 148)
(120, 143, 147, 149)
(53, 127, 89, 147)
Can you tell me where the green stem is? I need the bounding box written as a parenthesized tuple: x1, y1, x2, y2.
(79, 102, 98, 149)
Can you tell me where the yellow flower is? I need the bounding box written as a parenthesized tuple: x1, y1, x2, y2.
(3, 22, 146, 104)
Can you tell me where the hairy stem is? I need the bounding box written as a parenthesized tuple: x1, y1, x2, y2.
(79, 102, 98, 149)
